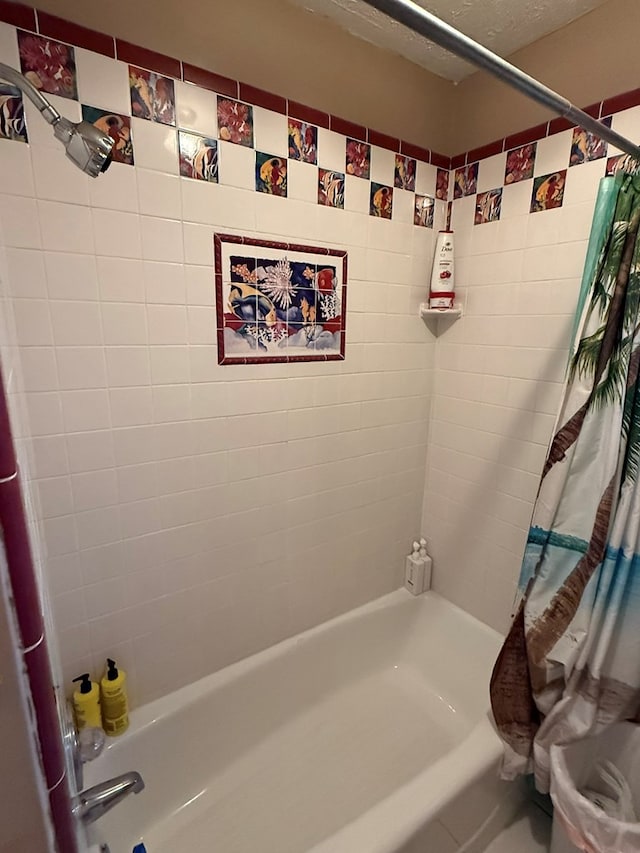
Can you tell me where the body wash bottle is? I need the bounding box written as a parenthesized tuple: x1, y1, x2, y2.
(100, 658, 129, 736)
(72, 673, 102, 730)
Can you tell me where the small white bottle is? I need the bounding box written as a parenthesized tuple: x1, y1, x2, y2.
(405, 541, 426, 595)
(419, 538, 432, 591)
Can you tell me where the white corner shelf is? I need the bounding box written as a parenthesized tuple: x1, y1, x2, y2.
(419, 302, 463, 336)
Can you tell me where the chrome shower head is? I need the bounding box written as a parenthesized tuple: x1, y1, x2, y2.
(52, 117, 113, 177)
(0, 60, 114, 177)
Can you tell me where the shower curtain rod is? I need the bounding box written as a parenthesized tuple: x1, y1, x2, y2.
(360, 0, 640, 162)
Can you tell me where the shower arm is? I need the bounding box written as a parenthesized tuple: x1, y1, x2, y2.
(360, 0, 640, 162)
(0, 61, 61, 125)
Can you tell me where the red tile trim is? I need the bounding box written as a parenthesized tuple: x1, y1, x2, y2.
(115, 39, 181, 79)
(331, 115, 366, 141)
(287, 100, 329, 129)
(450, 153, 466, 169)
(504, 122, 548, 150)
(400, 140, 431, 162)
(602, 88, 640, 117)
(430, 151, 451, 170)
(548, 115, 574, 136)
(37, 11, 115, 57)
(49, 775, 80, 853)
(581, 102, 601, 119)
(0, 0, 35, 30)
(25, 639, 65, 789)
(369, 129, 400, 153)
(468, 139, 503, 161)
(183, 63, 237, 98)
(239, 83, 286, 115)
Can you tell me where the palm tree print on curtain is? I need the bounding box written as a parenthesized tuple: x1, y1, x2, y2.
(490, 171, 640, 790)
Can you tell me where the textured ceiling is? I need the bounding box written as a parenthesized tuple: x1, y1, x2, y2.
(285, 0, 610, 81)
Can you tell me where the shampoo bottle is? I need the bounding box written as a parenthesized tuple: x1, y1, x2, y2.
(100, 658, 129, 736)
(72, 673, 102, 730)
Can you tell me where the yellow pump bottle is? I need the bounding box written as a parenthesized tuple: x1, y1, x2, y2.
(100, 658, 129, 736)
(72, 673, 102, 730)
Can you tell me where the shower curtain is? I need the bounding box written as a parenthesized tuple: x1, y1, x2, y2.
(490, 171, 640, 790)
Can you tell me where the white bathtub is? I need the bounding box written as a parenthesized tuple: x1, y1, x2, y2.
(85, 589, 525, 853)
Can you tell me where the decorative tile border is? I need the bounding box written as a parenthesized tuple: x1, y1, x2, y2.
(214, 233, 347, 365)
(0, 3, 449, 167)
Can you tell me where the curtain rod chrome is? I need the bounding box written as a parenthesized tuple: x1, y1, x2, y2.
(360, 0, 640, 162)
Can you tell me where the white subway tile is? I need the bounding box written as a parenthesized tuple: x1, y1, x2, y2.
(56, 347, 107, 390)
(6, 248, 47, 297)
(253, 106, 287, 157)
(370, 145, 394, 185)
(218, 140, 254, 190)
(12, 299, 53, 345)
(50, 300, 103, 346)
(75, 50, 130, 114)
(131, 118, 178, 173)
(109, 387, 153, 427)
(105, 347, 150, 387)
(101, 302, 148, 345)
(92, 209, 142, 258)
(45, 252, 99, 300)
(71, 469, 118, 512)
(61, 389, 111, 432)
(96, 256, 145, 302)
(175, 81, 217, 137)
(0, 138, 35, 196)
(147, 304, 188, 344)
(317, 128, 346, 173)
(286, 159, 317, 204)
(89, 161, 138, 213)
(39, 200, 94, 254)
(32, 144, 90, 206)
(144, 260, 185, 304)
(137, 169, 182, 219)
(0, 195, 41, 248)
(140, 215, 184, 263)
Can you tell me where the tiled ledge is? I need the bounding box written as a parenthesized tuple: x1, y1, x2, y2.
(0, 0, 448, 168)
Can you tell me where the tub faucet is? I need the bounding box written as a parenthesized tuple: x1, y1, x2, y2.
(76, 771, 145, 825)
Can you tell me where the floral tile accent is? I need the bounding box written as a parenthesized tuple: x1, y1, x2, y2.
(530, 170, 567, 213)
(178, 130, 218, 181)
(288, 118, 317, 164)
(256, 152, 287, 196)
(17, 30, 77, 100)
(318, 168, 345, 208)
(570, 117, 612, 166)
(0, 85, 27, 142)
(606, 153, 635, 176)
(82, 106, 133, 165)
(414, 194, 434, 228)
(370, 182, 393, 219)
(217, 97, 253, 147)
(504, 142, 536, 184)
(453, 162, 478, 198)
(475, 188, 503, 225)
(436, 168, 449, 201)
(345, 138, 370, 179)
(215, 234, 347, 364)
(394, 154, 416, 191)
(129, 65, 175, 125)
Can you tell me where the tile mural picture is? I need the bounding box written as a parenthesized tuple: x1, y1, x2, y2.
(346, 138, 370, 179)
(436, 168, 449, 201)
(218, 97, 254, 147)
(178, 130, 218, 181)
(394, 155, 416, 191)
(255, 153, 287, 196)
(370, 183, 393, 219)
(606, 154, 634, 176)
(288, 118, 317, 164)
(215, 234, 347, 364)
(0, 84, 27, 142)
(570, 117, 611, 166)
(504, 143, 536, 184)
(129, 66, 175, 125)
(82, 106, 134, 165)
(17, 30, 77, 100)
(453, 163, 478, 198)
(318, 169, 345, 209)
(475, 188, 502, 225)
(531, 170, 567, 213)
(414, 194, 434, 228)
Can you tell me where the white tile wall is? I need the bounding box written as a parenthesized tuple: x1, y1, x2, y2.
(0, 26, 438, 706)
(418, 110, 640, 634)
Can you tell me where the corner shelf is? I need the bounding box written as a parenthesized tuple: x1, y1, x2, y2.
(419, 302, 463, 335)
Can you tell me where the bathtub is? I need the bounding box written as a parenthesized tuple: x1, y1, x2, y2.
(84, 589, 525, 853)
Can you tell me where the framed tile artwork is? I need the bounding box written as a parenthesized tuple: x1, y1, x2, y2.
(214, 234, 347, 365)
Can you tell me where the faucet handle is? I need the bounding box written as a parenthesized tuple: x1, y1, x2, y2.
(78, 727, 106, 763)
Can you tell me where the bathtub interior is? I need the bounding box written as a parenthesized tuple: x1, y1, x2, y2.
(85, 590, 505, 853)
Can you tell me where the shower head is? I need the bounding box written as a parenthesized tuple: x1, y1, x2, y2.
(0, 61, 114, 177)
(52, 117, 113, 177)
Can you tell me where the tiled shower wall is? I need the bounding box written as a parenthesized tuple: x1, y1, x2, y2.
(422, 105, 640, 633)
(0, 20, 439, 705)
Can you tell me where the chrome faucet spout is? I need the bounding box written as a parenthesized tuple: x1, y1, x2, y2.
(75, 771, 145, 825)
